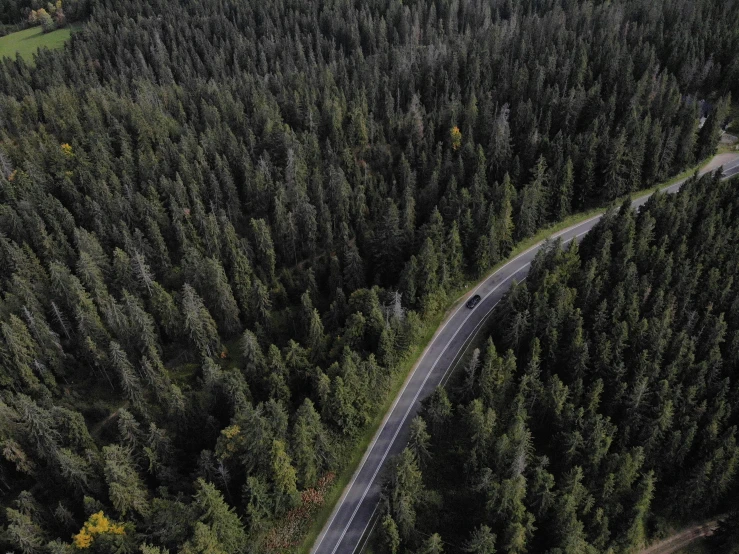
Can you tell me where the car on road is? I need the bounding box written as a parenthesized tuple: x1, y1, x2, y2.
(466, 294, 481, 309)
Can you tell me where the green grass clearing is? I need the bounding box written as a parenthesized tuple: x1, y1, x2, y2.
(297, 157, 717, 554)
(0, 24, 80, 63)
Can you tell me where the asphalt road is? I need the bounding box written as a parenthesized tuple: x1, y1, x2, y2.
(311, 157, 739, 554)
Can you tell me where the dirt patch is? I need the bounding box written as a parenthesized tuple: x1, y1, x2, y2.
(639, 522, 718, 554)
(701, 152, 739, 173)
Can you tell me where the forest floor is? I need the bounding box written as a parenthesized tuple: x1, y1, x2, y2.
(639, 521, 718, 554)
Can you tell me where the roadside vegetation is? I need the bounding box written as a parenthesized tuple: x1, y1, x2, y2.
(0, 0, 737, 552)
(377, 171, 739, 553)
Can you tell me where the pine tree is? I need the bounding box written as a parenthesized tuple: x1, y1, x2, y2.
(343, 241, 365, 292)
(1, 314, 47, 393)
(181, 285, 221, 358)
(307, 309, 326, 358)
(381, 513, 401, 554)
(103, 445, 150, 517)
(604, 130, 628, 200)
(291, 399, 327, 488)
(425, 387, 453, 432)
(517, 156, 548, 239)
(622, 471, 655, 549)
(271, 440, 298, 514)
(697, 95, 730, 161)
(464, 525, 497, 554)
(201, 257, 241, 335)
(446, 221, 465, 286)
(5, 508, 45, 554)
(408, 416, 431, 465)
(190, 479, 247, 554)
(419, 533, 445, 554)
(553, 158, 574, 221)
(109, 341, 146, 414)
(250, 218, 277, 282)
(386, 448, 425, 540)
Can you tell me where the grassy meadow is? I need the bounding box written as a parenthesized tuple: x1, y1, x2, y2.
(0, 24, 78, 63)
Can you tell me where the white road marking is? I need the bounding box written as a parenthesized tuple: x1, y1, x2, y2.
(314, 219, 594, 553)
(440, 297, 503, 387)
(352, 224, 598, 550)
(328, 261, 532, 553)
(440, 225, 598, 388)
(325, 207, 612, 552)
(316, 158, 739, 553)
(435, 161, 739, 393)
(311, 268, 487, 552)
(353, 502, 380, 554)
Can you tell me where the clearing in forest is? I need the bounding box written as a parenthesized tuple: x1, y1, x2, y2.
(0, 24, 78, 63)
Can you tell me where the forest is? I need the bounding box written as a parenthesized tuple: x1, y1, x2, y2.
(0, 0, 87, 35)
(384, 170, 739, 553)
(0, 0, 737, 552)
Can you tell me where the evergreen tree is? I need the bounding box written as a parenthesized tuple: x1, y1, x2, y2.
(103, 445, 150, 517)
(189, 479, 247, 554)
(697, 96, 731, 161)
(381, 513, 401, 554)
(0, 0, 736, 550)
(464, 525, 496, 554)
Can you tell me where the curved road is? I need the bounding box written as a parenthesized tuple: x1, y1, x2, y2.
(312, 156, 739, 554)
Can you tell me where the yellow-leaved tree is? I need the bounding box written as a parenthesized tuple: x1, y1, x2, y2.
(450, 126, 462, 151)
(72, 511, 125, 549)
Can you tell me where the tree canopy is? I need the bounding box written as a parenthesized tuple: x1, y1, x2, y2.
(0, 0, 737, 551)
(396, 171, 739, 553)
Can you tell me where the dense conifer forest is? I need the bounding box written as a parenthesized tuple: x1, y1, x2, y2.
(0, 0, 737, 552)
(384, 170, 739, 553)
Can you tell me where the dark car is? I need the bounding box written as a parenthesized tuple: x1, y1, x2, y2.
(466, 294, 482, 309)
